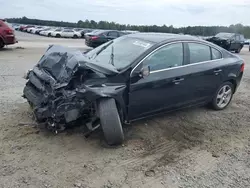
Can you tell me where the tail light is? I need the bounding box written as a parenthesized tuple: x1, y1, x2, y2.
(4, 28, 13, 35)
(240, 62, 245, 72)
(90, 36, 99, 40)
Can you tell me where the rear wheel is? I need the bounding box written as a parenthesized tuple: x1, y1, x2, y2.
(235, 46, 242, 53)
(211, 82, 234, 110)
(98, 98, 124, 145)
(56, 34, 61, 38)
(0, 39, 4, 49)
(48, 33, 51, 37)
(73, 35, 78, 39)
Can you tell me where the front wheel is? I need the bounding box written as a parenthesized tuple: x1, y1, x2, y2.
(235, 46, 242, 53)
(73, 35, 78, 39)
(98, 98, 124, 145)
(211, 82, 234, 110)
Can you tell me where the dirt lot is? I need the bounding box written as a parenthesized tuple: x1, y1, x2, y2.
(1, 31, 250, 188)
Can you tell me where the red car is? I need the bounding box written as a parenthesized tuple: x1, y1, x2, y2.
(0, 19, 17, 49)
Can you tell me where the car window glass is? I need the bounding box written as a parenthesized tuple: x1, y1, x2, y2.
(143, 43, 183, 72)
(236, 35, 240, 41)
(189, 43, 211, 64)
(108, 31, 119, 37)
(67, 29, 73, 32)
(211, 48, 222, 60)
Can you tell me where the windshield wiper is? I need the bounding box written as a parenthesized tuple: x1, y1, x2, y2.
(109, 45, 115, 66)
(90, 40, 114, 59)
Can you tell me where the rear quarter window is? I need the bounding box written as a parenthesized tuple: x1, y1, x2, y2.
(188, 43, 211, 64)
(211, 48, 222, 60)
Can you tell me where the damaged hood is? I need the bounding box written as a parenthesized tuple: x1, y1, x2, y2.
(207, 36, 229, 41)
(34, 45, 118, 86)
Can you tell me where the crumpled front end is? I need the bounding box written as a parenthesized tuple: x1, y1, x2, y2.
(206, 37, 230, 50)
(23, 45, 97, 128)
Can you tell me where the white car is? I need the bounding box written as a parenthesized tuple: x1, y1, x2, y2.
(27, 27, 35, 33)
(52, 28, 81, 38)
(40, 28, 59, 37)
(30, 26, 45, 34)
(51, 28, 63, 37)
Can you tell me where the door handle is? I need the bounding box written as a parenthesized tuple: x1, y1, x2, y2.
(214, 69, 222, 75)
(172, 78, 184, 84)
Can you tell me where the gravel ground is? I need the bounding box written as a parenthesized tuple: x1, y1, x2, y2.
(0, 31, 250, 188)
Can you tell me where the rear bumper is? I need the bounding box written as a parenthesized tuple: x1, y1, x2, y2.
(4, 35, 17, 45)
(85, 40, 100, 48)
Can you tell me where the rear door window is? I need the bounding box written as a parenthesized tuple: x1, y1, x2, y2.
(188, 43, 211, 64)
(108, 31, 119, 37)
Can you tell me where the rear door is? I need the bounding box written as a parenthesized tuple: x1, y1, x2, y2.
(184, 42, 224, 101)
(67, 29, 74, 38)
(230, 34, 238, 50)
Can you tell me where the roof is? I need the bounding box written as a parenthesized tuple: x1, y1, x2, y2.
(128, 32, 201, 43)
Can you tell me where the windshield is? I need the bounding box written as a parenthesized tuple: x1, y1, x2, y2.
(86, 37, 153, 71)
(215, 33, 234, 38)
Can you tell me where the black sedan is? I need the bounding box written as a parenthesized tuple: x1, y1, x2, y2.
(85, 30, 126, 47)
(23, 33, 244, 145)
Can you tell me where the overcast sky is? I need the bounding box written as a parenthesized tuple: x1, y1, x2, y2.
(1, 0, 250, 27)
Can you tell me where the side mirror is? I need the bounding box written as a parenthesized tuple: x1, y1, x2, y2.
(140, 66, 150, 77)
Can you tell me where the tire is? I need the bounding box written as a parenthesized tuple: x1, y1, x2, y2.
(98, 98, 124, 145)
(73, 35, 78, 39)
(0, 39, 4, 49)
(211, 82, 234, 110)
(48, 33, 51, 37)
(235, 46, 242, 53)
(56, 34, 61, 38)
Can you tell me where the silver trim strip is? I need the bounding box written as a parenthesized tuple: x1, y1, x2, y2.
(130, 40, 223, 76)
(150, 58, 223, 73)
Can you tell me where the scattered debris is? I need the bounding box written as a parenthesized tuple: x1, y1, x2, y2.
(145, 169, 155, 177)
(212, 153, 220, 158)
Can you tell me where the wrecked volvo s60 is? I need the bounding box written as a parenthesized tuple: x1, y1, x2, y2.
(23, 33, 244, 145)
(206, 32, 245, 53)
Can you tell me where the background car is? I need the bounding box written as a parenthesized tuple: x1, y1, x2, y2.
(34, 27, 50, 34)
(52, 28, 81, 38)
(22, 25, 35, 32)
(40, 28, 59, 37)
(30, 26, 44, 34)
(51, 28, 63, 37)
(80, 29, 93, 38)
(206, 32, 245, 53)
(85, 30, 126, 47)
(0, 19, 17, 48)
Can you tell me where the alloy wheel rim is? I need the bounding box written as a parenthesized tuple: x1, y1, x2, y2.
(216, 85, 232, 108)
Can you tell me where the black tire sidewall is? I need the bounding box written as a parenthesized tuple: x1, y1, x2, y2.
(0, 39, 4, 49)
(212, 82, 234, 110)
(98, 98, 124, 145)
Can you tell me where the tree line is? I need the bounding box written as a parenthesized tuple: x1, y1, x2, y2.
(7, 16, 250, 38)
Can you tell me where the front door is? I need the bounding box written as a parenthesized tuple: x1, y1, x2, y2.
(128, 42, 191, 120)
